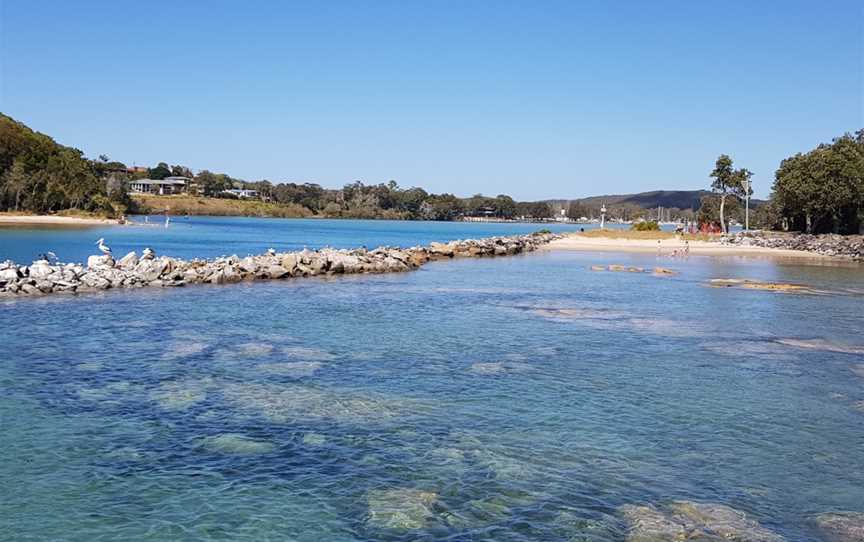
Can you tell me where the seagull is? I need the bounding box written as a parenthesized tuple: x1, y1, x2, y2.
(96, 238, 112, 255)
(142, 247, 155, 259)
(267, 248, 277, 256)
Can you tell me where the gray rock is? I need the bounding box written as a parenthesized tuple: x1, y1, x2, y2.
(815, 512, 864, 542)
(0, 268, 20, 282)
(29, 262, 54, 279)
(266, 265, 289, 279)
(2, 231, 561, 297)
(118, 251, 138, 268)
(87, 254, 114, 269)
(619, 501, 784, 542)
(35, 280, 54, 293)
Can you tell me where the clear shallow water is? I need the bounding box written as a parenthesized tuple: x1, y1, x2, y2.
(0, 217, 589, 264)
(1, 226, 863, 541)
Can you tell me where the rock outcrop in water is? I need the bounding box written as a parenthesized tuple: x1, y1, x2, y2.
(814, 512, 864, 542)
(619, 501, 784, 542)
(0, 232, 560, 298)
(722, 232, 864, 260)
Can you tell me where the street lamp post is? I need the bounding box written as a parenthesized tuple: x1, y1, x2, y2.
(743, 178, 750, 231)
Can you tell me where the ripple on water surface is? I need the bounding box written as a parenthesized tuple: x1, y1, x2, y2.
(1, 249, 863, 540)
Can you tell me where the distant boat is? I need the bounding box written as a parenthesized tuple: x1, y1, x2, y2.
(165, 215, 171, 228)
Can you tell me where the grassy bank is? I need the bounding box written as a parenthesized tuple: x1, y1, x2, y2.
(132, 195, 313, 218)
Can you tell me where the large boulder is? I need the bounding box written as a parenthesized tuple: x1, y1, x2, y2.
(0, 268, 20, 282)
(429, 242, 454, 258)
(117, 251, 138, 269)
(80, 273, 111, 290)
(87, 254, 114, 269)
(28, 262, 54, 279)
(281, 254, 298, 271)
(266, 265, 290, 279)
(815, 512, 864, 542)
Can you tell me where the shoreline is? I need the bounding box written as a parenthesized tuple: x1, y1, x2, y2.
(0, 214, 119, 226)
(546, 234, 842, 260)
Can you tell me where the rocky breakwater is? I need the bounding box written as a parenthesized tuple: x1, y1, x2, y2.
(0, 232, 561, 298)
(723, 231, 864, 259)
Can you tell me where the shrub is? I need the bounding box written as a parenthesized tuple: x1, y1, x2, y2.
(632, 221, 660, 232)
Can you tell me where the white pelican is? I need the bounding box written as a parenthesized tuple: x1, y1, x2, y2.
(96, 238, 112, 255)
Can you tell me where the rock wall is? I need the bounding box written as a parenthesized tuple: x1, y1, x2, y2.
(0, 232, 561, 298)
(723, 232, 864, 259)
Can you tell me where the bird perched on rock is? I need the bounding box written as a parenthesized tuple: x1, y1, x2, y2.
(96, 238, 112, 255)
(267, 248, 277, 256)
(142, 247, 155, 260)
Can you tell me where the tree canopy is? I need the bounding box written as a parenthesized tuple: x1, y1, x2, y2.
(770, 131, 863, 234)
(0, 113, 125, 215)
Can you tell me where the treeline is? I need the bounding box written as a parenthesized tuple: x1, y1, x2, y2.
(0, 114, 559, 220)
(700, 131, 863, 234)
(2, 112, 861, 231)
(240, 181, 554, 220)
(769, 131, 863, 234)
(0, 114, 129, 216)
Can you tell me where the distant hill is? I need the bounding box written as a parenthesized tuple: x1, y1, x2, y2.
(578, 190, 711, 210)
(547, 190, 764, 211)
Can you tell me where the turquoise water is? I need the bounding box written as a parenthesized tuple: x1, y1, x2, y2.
(1, 220, 863, 541)
(0, 217, 587, 264)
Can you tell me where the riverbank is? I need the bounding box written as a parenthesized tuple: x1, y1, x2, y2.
(132, 194, 313, 218)
(0, 213, 119, 226)
(0, 232, 560, 298)
(547, 231, 837, 259)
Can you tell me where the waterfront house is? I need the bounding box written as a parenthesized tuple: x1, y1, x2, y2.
(222, 189, 259, 199)
(127, 176, 190, 195)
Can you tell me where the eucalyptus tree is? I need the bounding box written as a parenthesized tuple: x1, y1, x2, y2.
(710, 155, 751, 233)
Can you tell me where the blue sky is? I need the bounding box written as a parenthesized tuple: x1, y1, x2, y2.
(1, 1, 860, 199)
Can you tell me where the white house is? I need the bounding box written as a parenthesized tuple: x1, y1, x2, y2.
(128, 176, 190, 195)
(222, 188, 259, 199)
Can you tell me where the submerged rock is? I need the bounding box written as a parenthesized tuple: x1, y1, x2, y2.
(815, 511, 864, 541)
(149, 378, 211, 410)
(162, 341, 208, 360)
(302, 432, 327, 446)
(366, 488, 438, 530)
(668, 501, 783, 542)
(469, 362, 532, 375)
(775, 338, 864, 356)
(619, 504, 687, 542)
(201, 433, 275, 454)
(708, 278, 821, 294)
(260, 361, 323, 377)
(221, 381, 406, 423)
(619, 501, 784, 542)
(283, 346, 336, 361)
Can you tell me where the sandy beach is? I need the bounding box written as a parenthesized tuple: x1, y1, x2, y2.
(548, 233, 830, 259)
(0, 214, 119, 226)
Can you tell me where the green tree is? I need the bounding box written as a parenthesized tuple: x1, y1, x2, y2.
(148, 162, 171, 180)
(772, 131, 864, 234)
(710, 155, 751, 233)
